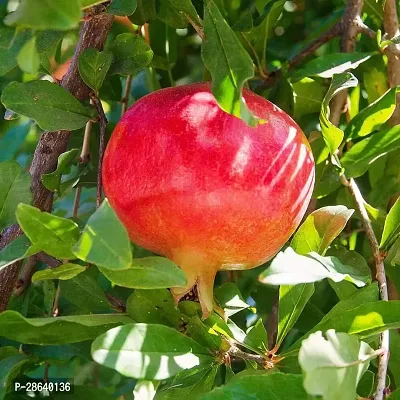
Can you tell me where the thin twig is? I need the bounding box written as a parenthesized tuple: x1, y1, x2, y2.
(14, 256, 37, 296)
(73, 100, 95, 218)
(52, 284, 61, 317)
(90, 93, 108, 208)
(121, 75, 132, 116)
(383, 0, 400, 125)
(228, 345, 267, 367)
(36, 252, 62, 268)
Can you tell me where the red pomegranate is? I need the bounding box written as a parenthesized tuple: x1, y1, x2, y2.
(102, 83, 315, 317)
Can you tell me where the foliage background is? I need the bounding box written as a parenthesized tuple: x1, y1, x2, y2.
(0, 0, 400, 399)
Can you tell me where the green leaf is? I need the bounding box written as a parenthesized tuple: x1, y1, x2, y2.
(108, 0, 137, 16)
(387, 236, 400, 266)
(245, 0, 286, 69)
(285, 283, 379, 353)
(17, 36, 40, 74)
(126, 289, 182, 327)
(260, 247, 370, 287)
(155, 365, 218, 399)
(0, 353, 32, 399)
(389, 389, 400, 400)
(345, 87, 400, 139)
(99, 256, 187, 288)
(73, 199, 132, 270)
(32, 263, 86, 282)
(0, 235, 39, 272)
(202, 372, 308, 400)
(78, 49, 113, 92)
(60, 271, 112, 312)
(109, 33, 153, 75)
(1, 81, 95, 131)
(186, 315, 222, 350)
(299, 330, 377, 400)
(292, 78, 327, 119)
(275, 205, 353, 348)
(276, 283, 315, 348)
(341, 125, 400, 178)
(129, 0, 156, 25)
(42, 149, 79, 195)
(357, 370, 375, 398)
(291, 53, 374, 82)
(380, 196, 400, 250)
(5, 0, 81, 31)
(291, 205, 354, 255)
(202, 0, 256, 126)
(0, 161, 32, 231)
(0, 311, 132, 345)
(91, 323, 213, 379)
(157, 0, 201, 28)
(0, 29, 31, 76)
(244, 319, 268, 352)
(293, 301, 400, 351)
(320, 72, 358, 155)
(16, 204, 79, 259)
(214, 283, 250, 317)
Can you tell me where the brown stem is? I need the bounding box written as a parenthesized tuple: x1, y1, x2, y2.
(340, 176, 389, 399)
(121, 75, 132, 116)
(184, 13, 204, 40)
(90, 93, 108, 208)
(228, 345, 267, 367)
(0, 7, 114, 312)
(36, 252, 62, 268)
(384, 0, 400, 125)
(288, 22, 342, 69)
(14, 256, 37, 296)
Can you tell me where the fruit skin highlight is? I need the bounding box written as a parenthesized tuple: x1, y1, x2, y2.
(102, 83, 315, 317)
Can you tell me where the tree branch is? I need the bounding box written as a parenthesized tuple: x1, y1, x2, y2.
(0, 7, 114, 312)
(90, 93, 108, 208)
(121, 75, 132, 116)
(228, 345, 267, 367)
(383, 0, 400, 125)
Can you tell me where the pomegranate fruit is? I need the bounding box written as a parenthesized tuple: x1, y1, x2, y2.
(102, 83, 315, 317)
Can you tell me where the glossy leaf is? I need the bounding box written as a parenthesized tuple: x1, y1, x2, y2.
(186, 315, 222, 350)
(386, 236, 400, 266)
(0, 161, 32, 231)
(214, 283, 251, 317)
(157, 0, 202, 29)
(275, 205, 353, 348)
(0, 311, 132, 345)
(99, 257, 187, 288)
(276, 283, 315, 348)
(260, 247, 370, 287)
(292, 78, 327, 119)
(32, 263, 86, 282)
(41, 149, 79, 194)
(345, 86, 400, 139)
(73, 199, 132, 270)
(291, 52, 373, 82)
(109, 33, 153, 75)
(78, 49, 113, 92)
(0, 353, 32, 399)
(5, 0, 81, 30)
(60, 272, 112, 312)
(380, 196, 400, 250)
(155, 365, 218, 399)
(1, 81, 95, 131)
(202, 372, 308, 400)
(17, 36, 40, 74)
(129, 0, 156, 25)
(126, 289, 182, 327)
(0, 235, 39, 272)
(291, 205, 354, 255)
(320, 72, 358, 155)
(341, 125, 400, 178)
(0, 29, 31, 76)
(244, 319, 268, 352)
(16, 204, 79, 259)
(202, 0, 256, 126)
(299, 330, 377, 400)
(91, 323, 213, 379)
(107, 0, 137, 16)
